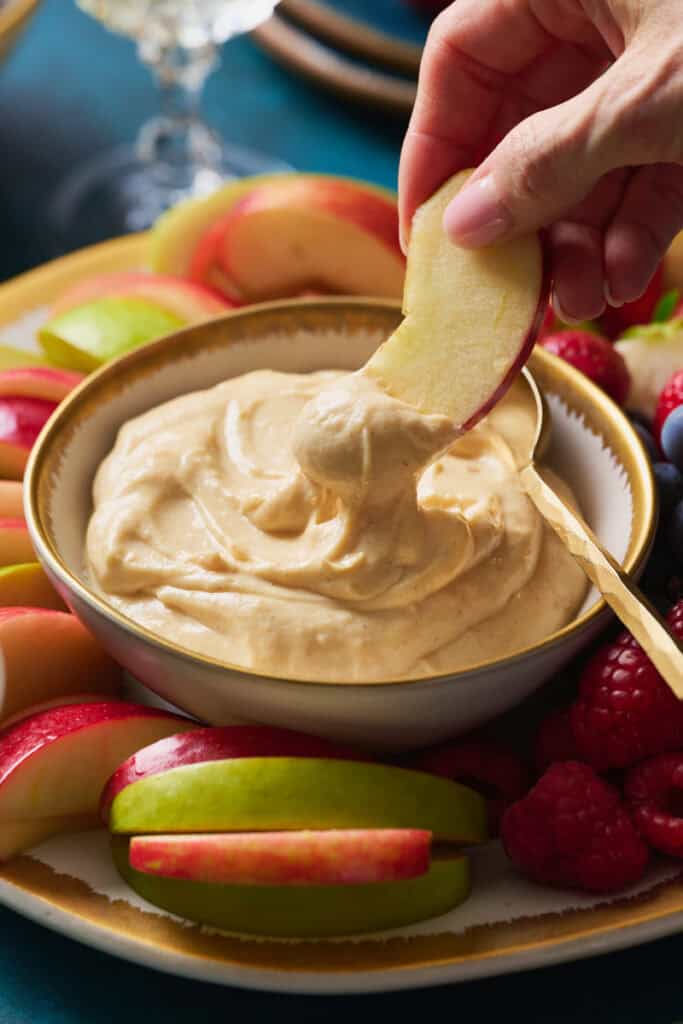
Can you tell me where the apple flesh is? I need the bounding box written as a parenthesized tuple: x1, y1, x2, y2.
(0, 347, 51, 371)
(100, 724, 370, 823)
(0, 518, 35, 566)
(0, 608, 122, 722)
(51, 271, 233, 321)
(615, 320, 683, 419)
(189, 177, 405, 302)
(0, 396, 58, 478)
(39, 297, 185, 372)
(108, 757, 487, 843)
(365, 169, 547, 427)
(113, 836, 470, 937)
(0, 563, 66, 611)
(0, 368, 83, 403)
(129, 829, 431, 886)
(0, 482, 23, 518)
(1, 814, 99, 860)
(0, 702, 195, 859)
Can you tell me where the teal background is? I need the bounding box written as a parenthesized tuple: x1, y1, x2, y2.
(1, 2, 683, 1019)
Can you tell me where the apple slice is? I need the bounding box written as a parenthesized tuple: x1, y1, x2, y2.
(1, 693, 111, 730)
(1, 814, 99, 860)
(615, 319, 683, 419)
(0, 367, 83, 403)
(365, 169, 547, 428)
(0, 702, 195, 859)
(51, 271, 234, 321)
(108, 757, 487, 843)
(100, 724, 370, 822)
(0, 396, 58, 478)
(113, 836, 470, 937)
(189, 176, 405, 302)
(0, 347, 52, 371)
(0, 608, 122, 722)
(0, 563, 66, 611)
(129, 829, 431, 886)
(0, 482, 23, 518)
(38, 297, 185, 372)
(0, 519, 34, 566)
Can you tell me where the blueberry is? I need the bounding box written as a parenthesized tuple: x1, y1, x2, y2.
(654, 462, 683, 518)
(661, 406, 683, 472)
(632, 421, 659, 462)
(668, 499, 683, 567)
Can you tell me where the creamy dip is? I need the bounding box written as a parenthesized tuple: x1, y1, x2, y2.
(86, 369, 586, 681)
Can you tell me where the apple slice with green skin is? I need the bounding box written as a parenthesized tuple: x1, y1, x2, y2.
(51, 271, 234, 321)
(0, 347, 52, 371)
(0, 482, 23, 518)
(0, 518, 35, 566)
(39, 297, 185, 372)
(100, 725, 370, 823)
(0, 367, 83, 403)
(0, 608, 122, 722)
(189, 176, 405, 302)
(0, 396, 58, 478)
(0, 702, 195, 859)
(129, 829, 431, 886)
(108, 758, 487, 842)
(113, 836, 469, 937)
(365, 169, 547, 428)
(615, 319, 683, 419)
(0, 563, 65, 610)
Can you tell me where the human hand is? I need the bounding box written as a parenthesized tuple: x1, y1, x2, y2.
(399, 0, 683, 322)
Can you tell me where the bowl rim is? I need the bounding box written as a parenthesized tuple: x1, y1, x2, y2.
(25, 296, 657, 689)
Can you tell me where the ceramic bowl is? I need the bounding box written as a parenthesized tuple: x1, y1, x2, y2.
(0, 0, 40, 65)
(25, 299, 656, 750)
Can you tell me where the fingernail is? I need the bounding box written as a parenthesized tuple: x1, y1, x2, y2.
(604, 281, 624, 308)
(443, 175, 512, 247)
(552, 293, 580, 326)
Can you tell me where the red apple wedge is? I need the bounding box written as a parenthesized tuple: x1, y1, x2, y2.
(0, 702, 194, 859)
(100, 724, 369, 823)
(0, 563, 65, 610)
(365, 169, 548, 428)
(0, 368, 83, 403)
(189, 176, 405, 302)
(0, 519, 34, 566)
(0, 608, 122, 721)
(0, 482, 23, 518)
(1, 693, 111, 730)
(0, 396, 58, 478)
(51, 271, 233, 321)
(129, 829, 431, 886)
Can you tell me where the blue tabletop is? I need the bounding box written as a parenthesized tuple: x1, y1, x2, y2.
(2, 2, 683, 1019)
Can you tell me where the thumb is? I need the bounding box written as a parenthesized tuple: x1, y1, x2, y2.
(442, 60, 679, 247)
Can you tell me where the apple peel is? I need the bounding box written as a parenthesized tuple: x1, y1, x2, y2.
(365, 169, 548, 428)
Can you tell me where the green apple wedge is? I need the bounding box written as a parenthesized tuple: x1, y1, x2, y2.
(38, 297, 185, 372)
(0, 346, 51, 370)
(111, 835, 470, 938)
(108, 757, 487, 842)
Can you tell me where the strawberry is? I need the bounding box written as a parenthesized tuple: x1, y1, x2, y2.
(599, 264, 664, 339)
(654, 369, 683, 445)
(539, 329, 631, 405)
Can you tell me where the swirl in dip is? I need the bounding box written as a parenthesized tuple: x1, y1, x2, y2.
(86, 369, 586, 681)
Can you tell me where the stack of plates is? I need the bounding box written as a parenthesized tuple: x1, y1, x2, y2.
(252, 0, 432, 117)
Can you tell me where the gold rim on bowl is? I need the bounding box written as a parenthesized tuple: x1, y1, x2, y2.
(25, 297, 657, 688)
(0, 0, 40, 56)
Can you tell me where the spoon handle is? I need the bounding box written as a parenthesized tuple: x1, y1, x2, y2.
(520, 463, 683, 698)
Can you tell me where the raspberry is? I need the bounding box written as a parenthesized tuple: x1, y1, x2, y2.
(570, 632, 683, 771)
(409, 739, 529, 834)
(625, 754, 683, 857)
(535, 708, 579, 775)
(654, 369, 683, 446)
(599, 263, 664, 339)
(501, 761, 649, 892)
(668, 598, 683, 640)
(539, 330, 630, 405)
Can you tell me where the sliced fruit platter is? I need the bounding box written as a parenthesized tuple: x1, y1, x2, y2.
(3, 171, 683, 992)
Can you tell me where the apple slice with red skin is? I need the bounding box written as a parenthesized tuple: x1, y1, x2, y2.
(0, 563, 66, 611)
(0, 396, 58, 478)
(365, 169, 548, 428)
(0, 368, 83, 403)
(100, 724, 370, 823)
(188, 176, 405, 302)
(0, 701, 195, 859)
(1, 693, 111, 730)
(0, 519, 34, 566)
(1, 814, 99, 860)
(129, 829, 431, 886)
(51, 271, 234, 321)
(0, 482, 23, 518)
(0, 608, 122, 722)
